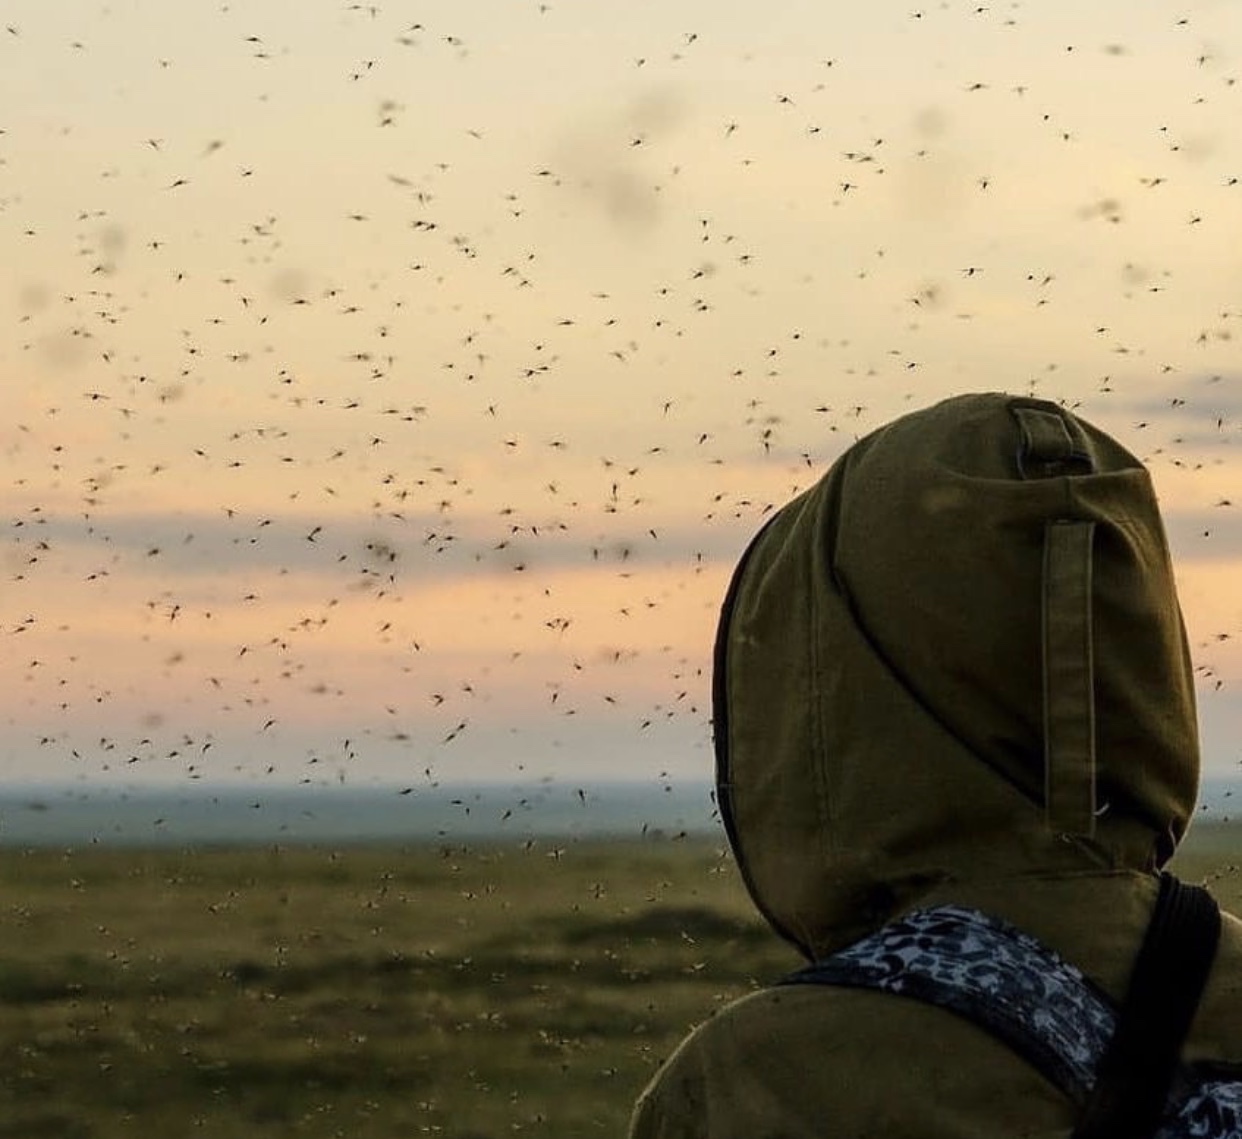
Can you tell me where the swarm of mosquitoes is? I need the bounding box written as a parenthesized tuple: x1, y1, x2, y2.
(1, 1, 1239, 839)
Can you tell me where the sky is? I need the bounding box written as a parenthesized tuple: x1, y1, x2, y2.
(1, 0, 1240, 792)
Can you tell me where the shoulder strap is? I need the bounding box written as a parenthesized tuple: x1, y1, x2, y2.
(782, 877, 1223, 1137)
(1162, 1079, 1242, 1138)
(780, 903, 1113, 1106)
(1072, 873, 1221, 1139)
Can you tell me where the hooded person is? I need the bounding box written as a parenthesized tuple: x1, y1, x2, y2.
(629, 393, 1242, 1139)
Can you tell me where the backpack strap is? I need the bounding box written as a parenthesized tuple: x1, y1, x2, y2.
(1161, 1079, 1242, 1138)
(781, 877, 1224, 1138)
(780, 903, 1113, 1106)
(1072, 873, 1221, 1139)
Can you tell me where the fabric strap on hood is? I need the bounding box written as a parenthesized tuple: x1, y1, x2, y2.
(1042, 520, 1097, 838)
(1014, 404, 1099, 839)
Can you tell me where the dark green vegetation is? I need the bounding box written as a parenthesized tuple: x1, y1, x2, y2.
(0, 836, 785, 1138)
(1, 827, 1239, 1138)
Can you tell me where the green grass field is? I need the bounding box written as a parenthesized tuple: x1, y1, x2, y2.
(2, 827, 1239, 1138)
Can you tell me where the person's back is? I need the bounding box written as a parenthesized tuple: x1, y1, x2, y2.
(630, 393, 1242, 1138)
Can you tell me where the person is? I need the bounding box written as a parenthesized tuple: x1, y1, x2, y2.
(629, 392, 1242, 1138)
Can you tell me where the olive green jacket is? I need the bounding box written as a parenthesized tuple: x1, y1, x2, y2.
(631, 394, 1242, 1138)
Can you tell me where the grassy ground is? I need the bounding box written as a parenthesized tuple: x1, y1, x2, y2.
(1, 826, 1239, 1138)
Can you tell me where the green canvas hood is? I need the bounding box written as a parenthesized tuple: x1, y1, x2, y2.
(714, 393, 1200, 959)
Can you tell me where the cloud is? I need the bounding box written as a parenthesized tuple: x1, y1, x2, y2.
(1163, 509, 1242, 562)
(6, 501, 767, 587)
(1086, 381, 1242, 435)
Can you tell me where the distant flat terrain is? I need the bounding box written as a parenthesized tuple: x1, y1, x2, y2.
(1, 826, 1238, 1138)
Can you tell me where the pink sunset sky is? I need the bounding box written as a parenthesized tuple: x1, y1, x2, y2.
(2, 0, 1240, 791)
